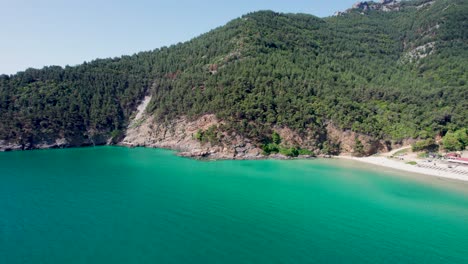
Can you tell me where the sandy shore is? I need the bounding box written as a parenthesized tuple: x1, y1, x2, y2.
(338, 155, 468, 182)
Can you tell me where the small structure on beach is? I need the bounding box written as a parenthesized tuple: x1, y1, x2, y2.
(447, 157, 468, 166)
(446, 153, 461, 159)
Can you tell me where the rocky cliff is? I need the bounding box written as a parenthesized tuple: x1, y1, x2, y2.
(342, 0, 439, 14)
(118, 96, 408, 159)
(121, 96, 264, 159)
(352, 0, 401, 11)
(0, 95, 413, 159)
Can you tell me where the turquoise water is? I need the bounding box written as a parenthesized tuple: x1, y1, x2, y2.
(1, 147, 468, 264)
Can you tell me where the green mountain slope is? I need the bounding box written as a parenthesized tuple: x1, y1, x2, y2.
(0, 0, 466, 154)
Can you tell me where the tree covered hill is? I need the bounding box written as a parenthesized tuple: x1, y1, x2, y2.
(0, 0, 466, 153)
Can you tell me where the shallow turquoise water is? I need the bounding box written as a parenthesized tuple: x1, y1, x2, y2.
(1, 147, 468, 263)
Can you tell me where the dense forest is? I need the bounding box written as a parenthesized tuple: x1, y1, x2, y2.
(0, 0, 466, 153)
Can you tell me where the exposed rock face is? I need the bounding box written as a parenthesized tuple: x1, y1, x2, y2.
(122, 113, 264, 159)
(272, 127, 322, 154)
(334, 0, 442, 17)
(0, 141, 23, 151)
(336, 0, 401, 16)
(133, 95, 152, 122)
(122, 97, 264, 159)
(403, 41, 436, 61)
(416, 1, 435, 10)
(353, 1, 371, 11)
(380, 0, 401, 11)
(348, 0, 400, 13)
(121, 95, 405, 159)
(333, 11, 346, 17)
(121, 113, 410, 158)
(1, 96, 412, 158)
(326, 123, 390, 156)
(325, 123, 414, 156)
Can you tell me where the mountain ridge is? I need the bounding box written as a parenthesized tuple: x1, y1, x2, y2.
(0, 0, 466, 157)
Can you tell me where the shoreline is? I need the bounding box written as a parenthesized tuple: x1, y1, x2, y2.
(3, 143, 468, 183)
(337, 155, 468, 182)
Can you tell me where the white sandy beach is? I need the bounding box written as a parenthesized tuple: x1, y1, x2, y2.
(338, 155, 468, 182)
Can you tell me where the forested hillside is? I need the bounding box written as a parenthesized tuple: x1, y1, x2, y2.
(0, 0, 466, 154)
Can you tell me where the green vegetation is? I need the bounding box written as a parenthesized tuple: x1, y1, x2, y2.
(193, 126, 221, 145)
(0, 61, 149, 145)
(321, 141, 341, 155)
(412, 139, 439, 152)
(0, 0, 466, 151)
(298, 148, 314, 156)
(393, 148, 410, 156)
(353, 139, 365, 157)
(194, 130, 204, 141)
(261, 132, 313, 157)
(262, 143, 279, 155)
(406, 161, 418, 165)
(417, 152, 429, 158)
(442, 129, 468, 151)
(272, 132, 281, 145)
(110, 129, 123, 141)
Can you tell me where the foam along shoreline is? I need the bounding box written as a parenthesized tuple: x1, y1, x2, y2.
(338, 156, 468, 182)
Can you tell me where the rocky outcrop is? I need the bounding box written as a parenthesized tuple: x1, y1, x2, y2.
(325, 123, 415, 156)
(0, 141, 23, 151)
(121, 114, 411, 159)
(334, 1, 442, 17)
(403, 42, 436, 62)
(121, 96, 263, 159)
(1, 96, 412, 159)
(353, 1, 371, 11)
(346, 0, 442, 14)
(380, 0, 401, 12)
(333, 11, 346, 17)
(346, 0, 401, 13)
(416, 1, 435, 10)
(122, 113, 265, 159)
(1, 94, 412, 158)
(120, 96, 413, 159)
(326, 123, 390, 156)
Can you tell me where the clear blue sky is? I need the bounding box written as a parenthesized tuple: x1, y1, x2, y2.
(1, 0, 357, 75)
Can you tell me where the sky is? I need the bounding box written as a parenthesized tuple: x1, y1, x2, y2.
(1, 0, 357, 75)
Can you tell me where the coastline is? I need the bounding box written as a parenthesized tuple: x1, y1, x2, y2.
(337, 155, 468, 182)
(3, 140, 468, 183)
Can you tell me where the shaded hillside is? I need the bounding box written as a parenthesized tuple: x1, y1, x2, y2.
(0, 0, 466, 154)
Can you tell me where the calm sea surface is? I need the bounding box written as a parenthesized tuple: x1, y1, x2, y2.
(1, 147, 467, 263)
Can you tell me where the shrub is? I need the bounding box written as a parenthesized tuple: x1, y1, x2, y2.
(279, 147, 300, 157)
(412, 139, 438, 152)
(298, 148, 314, 156)
(442, 130, 466, 151)
(194, 130, 203, 141)
(272, 131, 281, 145)
(353, 138, 365, 157)
(262, 143, 279, 155)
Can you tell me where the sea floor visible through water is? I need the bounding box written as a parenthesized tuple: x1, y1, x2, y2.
(1, 146, 468, 264)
